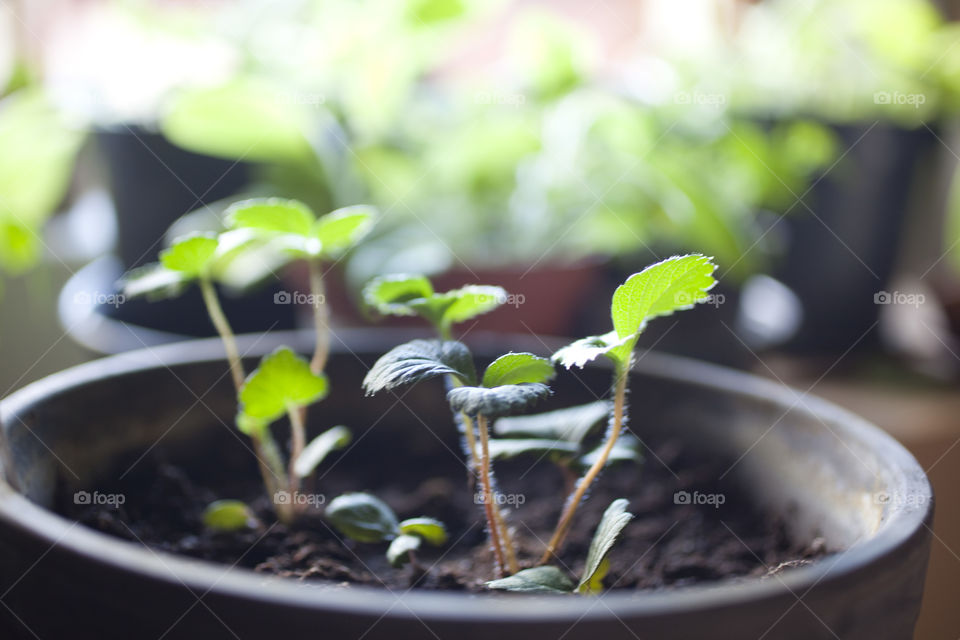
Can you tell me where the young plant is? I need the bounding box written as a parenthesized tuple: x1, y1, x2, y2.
(326, 492, 448, 569)
(538, 254, 717, 563)
(486, 499, 633, 594)
(226, 198, 377, 376)
(363, 340, 555, 577)
(490, 401, 641, 496)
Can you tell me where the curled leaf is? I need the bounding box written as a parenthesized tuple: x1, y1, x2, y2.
(363, 274, 435, 317)
(387, 534, 422, 568)
(487, 438, 578, 461)
(293, 426, 352, 478)
(486, 566, 575, 593)
(363, 339, 476, 394)
(578, 435, 642, 470)
(482, 353, 555, 388)
(398, 517, 448, 546)
(552, 330, 631, 370)
(576, 499, 633, 594)
(326, 493, 399, 543)
(447, 383, 551, 418)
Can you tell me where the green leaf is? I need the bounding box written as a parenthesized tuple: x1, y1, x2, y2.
(552, 330, 632, 369)
(577, 499, 633, 594)
(235, 413, 269, 438)
(609, 254, 717, 361)
(578, 435, 642, 470)
(447, 383, 551, 418)
(292, 426, 352, 479)
(363, 339, 477, 394)
(119, 263, 191, 300)
(240, 347, 329, 422)
(159, 233, 220, 278)
(363, 274, 435, 317)
(225, 198, 316, 236)
(486, 566, 575, 593)
(160, 78, 313, 163)
(0, 220, 39, 274)
(494, 401, 611, 444)
(387, 534, 422, 568)
(311, 205, 377, 256)
(439, 285, 507, 333)
(482, 353, 555, 388)
(203, 500, 256, 532)
(326, 493, 399, 543)
(488, 438, 578, 461)
(398, 517, 448, 546)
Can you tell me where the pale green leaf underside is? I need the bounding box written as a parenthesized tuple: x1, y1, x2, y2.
(552, 330, 631, 369)
(577, 499, 633, 593)
(488, 438, 579, 461)
(326, 493, 399, 543)
(387, 534, 422, 567)
(446, 383, 551, 418)
(120, 263, 191, 300)
(240, 347, 329, 422)
(293, 425, 352, 478)
(226, 198, 316, 236)
(494, 401, 611, 444)
(486, 566, 575, 593)
(203, 500, 255, 532)
(160, 233, 220, 278)
(579, 435, 642, 469)
(398, 517, 448, 546)
(363, 339, 477, 394)
(482, 352, 555, 388)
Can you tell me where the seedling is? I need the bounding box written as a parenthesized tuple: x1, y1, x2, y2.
(491, 401, 642, 495)
(203, 499, 260, 533)
(121, 198, 374, 525)
(326, 492, 448, 569)
(540, 254, 717, 563)
(486, 499, 633, 594)
(364, 340, 555, 577)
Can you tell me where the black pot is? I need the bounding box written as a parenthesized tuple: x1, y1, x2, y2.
(775, 123, 936, 355)
(0, 330, 932, 639)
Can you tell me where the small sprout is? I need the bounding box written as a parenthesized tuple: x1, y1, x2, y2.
(363, 273, 506, 339)
(576, 499, 633, 594)
(203, 499, 258, 533)
(327, 493, 447, 569)
(542, 255, 717, 563)
(293, 425, 351, 479)
(486, 499, 634, 595)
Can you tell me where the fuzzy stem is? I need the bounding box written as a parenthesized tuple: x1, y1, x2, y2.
(199, 277, 245, 392)
(540, 364, 629, 564)
(474, 413, 506, 577)
(286, 404, 307, 497)
(307, 259, 330, 375)
(256, 432, 295, 524)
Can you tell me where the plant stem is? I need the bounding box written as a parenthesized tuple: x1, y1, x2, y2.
(199, 277, 245, 392)
(474, 413, 506, 577)
(540, 364, 629, 564)
(307, 259, 330, 375)
(256, 433, 295, 524)
(286, 405, 307, 497)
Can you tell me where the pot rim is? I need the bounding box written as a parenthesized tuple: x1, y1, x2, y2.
(0, 329, 932, 623)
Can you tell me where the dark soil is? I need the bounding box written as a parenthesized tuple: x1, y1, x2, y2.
(58, 431, 828, 593)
